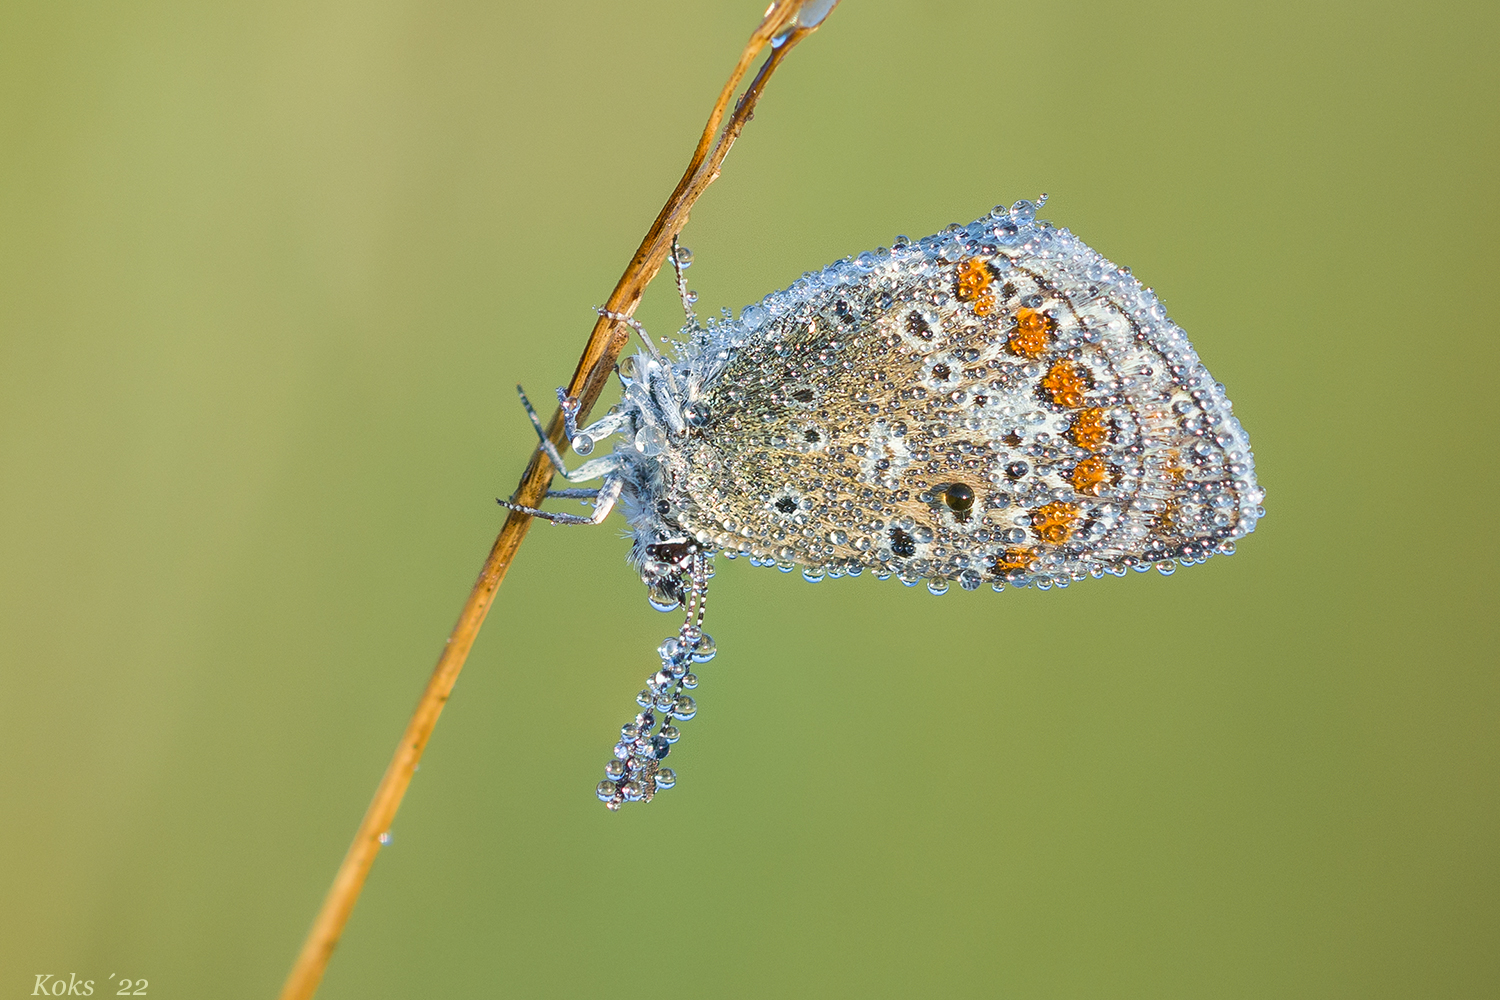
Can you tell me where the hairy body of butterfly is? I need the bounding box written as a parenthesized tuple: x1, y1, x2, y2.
(503, 199, 1264, 808)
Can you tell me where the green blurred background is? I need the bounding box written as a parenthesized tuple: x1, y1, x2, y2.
(2, 1, 1496, 996)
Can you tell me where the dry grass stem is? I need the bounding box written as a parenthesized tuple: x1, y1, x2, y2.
(277, 4, 838, 998)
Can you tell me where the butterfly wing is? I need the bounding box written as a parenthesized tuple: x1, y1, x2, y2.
(670, 213, 1262, 590)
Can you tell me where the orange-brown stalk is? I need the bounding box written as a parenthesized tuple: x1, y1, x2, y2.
(278, 4, 838, 998)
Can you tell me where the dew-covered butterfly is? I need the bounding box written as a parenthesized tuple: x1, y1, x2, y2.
(502, 197, 1264, 809)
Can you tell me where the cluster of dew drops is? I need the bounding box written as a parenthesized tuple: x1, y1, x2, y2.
(596, 621, 716, 809)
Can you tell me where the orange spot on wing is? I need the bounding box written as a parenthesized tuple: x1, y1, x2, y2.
(956, 258, 996, 316)
(1030, 501, 1079, 545)
(1041, 359, 1090, 408)
(1069, 407, 1111, 451)
(1163, 449, 1186, 484)
(1009, 307, 1052, 358)
(991, 546, 1036, 575)
(1070, 455, 1113, 496)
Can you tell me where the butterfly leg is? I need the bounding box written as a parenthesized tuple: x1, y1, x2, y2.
(670, 234, 698, 331)
(499, 476, 622, 525)
(597, 307, 661, 359)
(515, 384, 629, 480)
(515, 383, 571, 473)
(554, 386, 631, 455)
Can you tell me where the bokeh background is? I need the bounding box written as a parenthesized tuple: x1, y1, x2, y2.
(3, 1, 1496, 996)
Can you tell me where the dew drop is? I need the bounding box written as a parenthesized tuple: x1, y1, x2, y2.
(647, 587, 681, 613)
(634, 425, 665, 456)
(691, 634, 717, 662)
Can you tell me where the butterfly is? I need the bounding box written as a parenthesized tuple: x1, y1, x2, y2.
(502, 198, 1264, 808)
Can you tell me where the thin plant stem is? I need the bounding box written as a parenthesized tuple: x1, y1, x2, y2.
(277, 4, 837, 998)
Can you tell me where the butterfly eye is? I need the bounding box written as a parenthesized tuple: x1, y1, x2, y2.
(645, 540, 696, 566)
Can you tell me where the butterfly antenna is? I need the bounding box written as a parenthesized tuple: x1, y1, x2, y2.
(595, 550, 715, 810)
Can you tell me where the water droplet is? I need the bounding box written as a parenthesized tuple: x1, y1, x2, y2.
(796, 0, 838, 28)
(635, 425, 665, 456)
(647, 586, 680, 613)
(691, 633, 717, 662)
